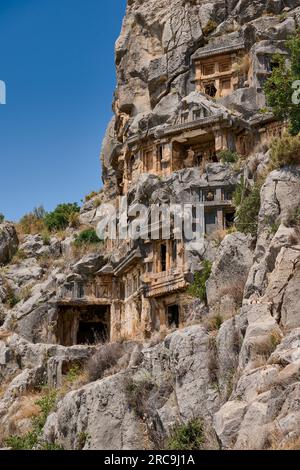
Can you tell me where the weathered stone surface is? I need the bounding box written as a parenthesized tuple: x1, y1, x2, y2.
(2, 0, 300, 452)
(43, 326, 220, 450)
(0, 223, 18, 265)
(207, 232, 254, 314)
(214, 401, 248, 449)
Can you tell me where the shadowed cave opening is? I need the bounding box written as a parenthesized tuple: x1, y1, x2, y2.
(57, 305, 110, 346)
(167, 304, 180, 328)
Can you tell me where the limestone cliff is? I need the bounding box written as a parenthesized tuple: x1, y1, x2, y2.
(1, 0, 300, 451)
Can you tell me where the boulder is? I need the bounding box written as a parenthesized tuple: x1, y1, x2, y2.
(0, 223, 18, 265)
(207, 233, 254, 314)
(214, 401, 248, 449)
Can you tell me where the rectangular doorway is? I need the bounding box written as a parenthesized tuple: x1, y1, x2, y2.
(57, 305, 110, 346)
(167, 305, 180, 329)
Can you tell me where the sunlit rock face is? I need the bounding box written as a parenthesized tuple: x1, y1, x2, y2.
(2, 0, 300, 451)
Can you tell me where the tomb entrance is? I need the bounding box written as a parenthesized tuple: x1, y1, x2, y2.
(57, 304, 110, 346)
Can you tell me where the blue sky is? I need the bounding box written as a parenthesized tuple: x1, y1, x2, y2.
(0, 0, 126, 221)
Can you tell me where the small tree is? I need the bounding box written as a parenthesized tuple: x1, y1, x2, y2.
(74, 228, 102, 247)
(234, 183, 261, 237)
(188, 260, 212, 303)
(44, 203, 80, 232)
(166, 419, 205, 450)
(264, 32, 300, 135)
(217, 150, 239, 164)
(0, 213, 4, 223)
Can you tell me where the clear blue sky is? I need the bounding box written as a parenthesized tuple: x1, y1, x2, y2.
(0, 0, 126, 221)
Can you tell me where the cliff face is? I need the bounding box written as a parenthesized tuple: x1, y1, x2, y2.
(1, 0, 300, 451)
(101, 0, 300, 199)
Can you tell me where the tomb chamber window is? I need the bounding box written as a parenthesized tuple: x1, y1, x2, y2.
(160, 243, 167, 272)
(205, 83, 217, 98)
(167, 305, 180, 328)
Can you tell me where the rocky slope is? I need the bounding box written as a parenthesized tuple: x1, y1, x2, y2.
(1, 0, 300, 450)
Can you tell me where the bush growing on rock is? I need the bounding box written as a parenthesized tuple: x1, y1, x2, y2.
(217, 150, 239, 164)
(74, 228, 102, 247)
(123, 373, 155, 418)
(85, 190, 99, 202)
(0, 213, 5, 223)
(188, 260, 212, 303)
(270, 133, 300, 168)
(44, 203, 80, 232)
(166, 419, 205, 450)
(234, 183, 261, 237)
(4, 283, 20, 308)
(18, 210, 45, 235)
(264, 33, 300, 136)
(5, 390, 59, 450)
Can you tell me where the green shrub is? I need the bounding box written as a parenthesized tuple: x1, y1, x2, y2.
(85, 190, 99, 202)
(234, 183, 261, 237)
(124, 374, 155, 418)
(65, 364, 82, 383)
(0, 213, 5, 223)
(5, 390, 58, 450)
(188, 260, 212, 303)
(270, 133, 300, 168)
(76, 432, 90, 450)
(217, 150, 239, 164)
(44, 203, 80, 232)
(41, 229, 51, 245)
(74, 228, 102, 247)
(264, 33, 300, 136)
(5, 284, 20, 308)
(166, 419, 205, 450)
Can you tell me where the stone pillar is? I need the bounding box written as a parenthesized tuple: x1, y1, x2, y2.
(214, 129, 228, 153)
(216, 188, 222, 202)
(166, 241, 171, 271)
(217, 209, 224, 230)
(110, 301, 122, 341)
(141, 296, 152, 338)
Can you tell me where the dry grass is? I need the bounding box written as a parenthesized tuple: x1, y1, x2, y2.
(270, 133, 300, 169)
(232, 54, 250, 74)
(123, 372, 156, 419)
(255, 330, 282, 358)
(249, 355, 269, 370)
(148, 325, 176, 347)
(279, 436, 300, 450)
(71, 243, 99, 261)
(203, 314, 224, 333)
(20, 285, 33, 302)
(0, 330, 12, 341)
(59, 365, 88, 397)
(218, 277, 247, 309)
(209, 229, 227, 247)
(13, 394, 41, 422)
(85, 342, 126, 382)
(37, 253, 54, 270)
(207, 335, 219, 385)
(265, 427, 300, 450)
(10, 249, 27, 265)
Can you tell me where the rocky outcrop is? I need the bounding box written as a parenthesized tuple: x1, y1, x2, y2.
(43, 326, 220, 450)
(207, 232, 254, 315)
(1, 0, 300, 453)
(0, 223, 18, 265)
